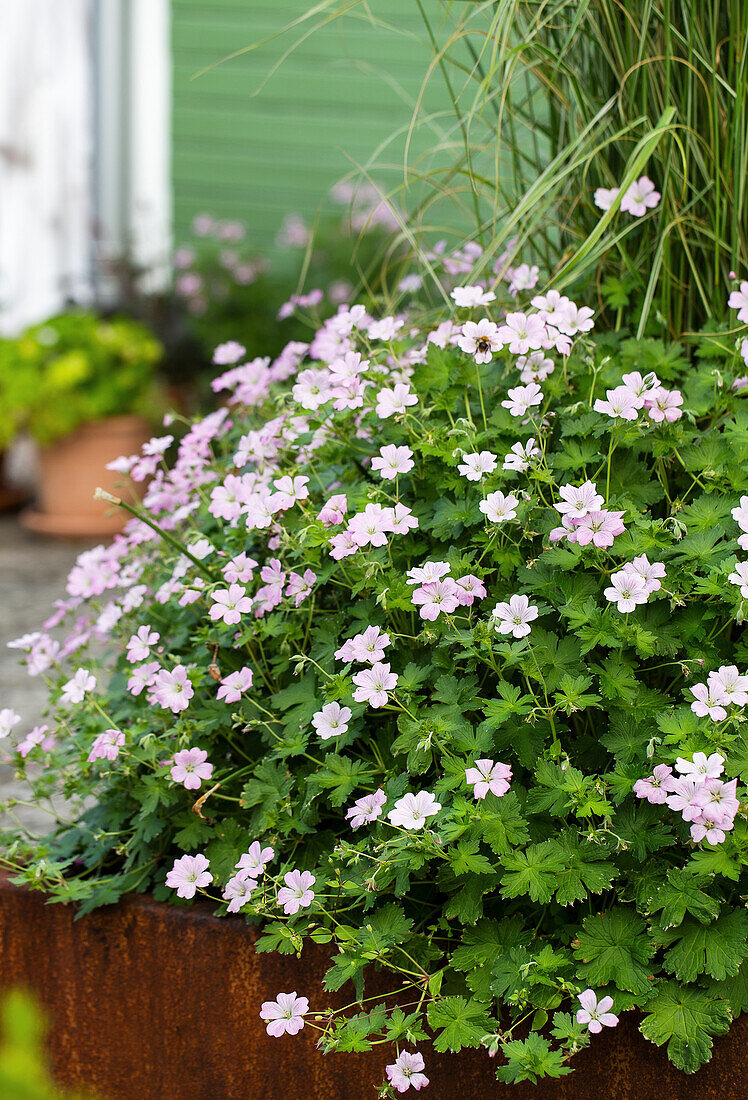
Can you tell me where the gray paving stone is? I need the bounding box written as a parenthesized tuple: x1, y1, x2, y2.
(0, 517, 88, 834)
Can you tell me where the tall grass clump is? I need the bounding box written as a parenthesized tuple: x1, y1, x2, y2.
(249, 1, 748, 335)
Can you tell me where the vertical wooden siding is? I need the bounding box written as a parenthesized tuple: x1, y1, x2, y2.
(171, 0, 453, 250)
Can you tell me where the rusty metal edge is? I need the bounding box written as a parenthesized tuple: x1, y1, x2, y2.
(0, 872, 744, 1100)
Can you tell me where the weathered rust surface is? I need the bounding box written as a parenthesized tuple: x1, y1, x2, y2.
(0, 872, 744, 1100)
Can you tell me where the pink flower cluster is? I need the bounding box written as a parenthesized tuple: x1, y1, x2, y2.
(408, 561, 486, 621)
(635, 752, 740, 844)
(328, 501, 418, 560)
(458, 294, 592, 368)
(222, 841, 274, 912)
(594, 370, 683, 423)
(550, 481, 625, 549)
(604, 555, 666, 613)
(690, 665, 747, 721)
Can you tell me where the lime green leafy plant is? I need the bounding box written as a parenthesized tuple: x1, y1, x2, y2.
(0, 313, 163, 449)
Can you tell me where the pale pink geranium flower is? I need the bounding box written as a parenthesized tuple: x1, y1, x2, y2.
(690, 818, 731, 846)
(312, 702, 352, 740)
(492, 594, 538, 638)
(517, 350, 554, 383)
(236, 842, 274, 879)
(376, 383, 418, 419)
(222, 552, 258, 584)
(622, 555, 666, 594)
(576, 990, 619, 1033)
(352, 663, 399, 708)
(465, 759, 512, 799)
(633, 763, 674, 804)
(675, 751, 725, 781)
(213, 340, 245, 365)
(277, 870, 316, 915)
(0, 709, 21, 739)
(128, 661, 160, 697)
(223, 875, 257, 913)
(388, 791, 441, 830)
(729, 561, 748, 597)
(455, 575, 487, 606)
(594, 186, 620, 211)
(480, 491, 519, 524)
(501, 382, 543, 417)
(88, 729, 125, 763)
(573, 510, 626, 549)
(555, 480, 604, 520)
(604, 571, 650, 614)
(698, 777, 740, 826)
(368, 315, 404, 342)
(260, 992, 309, 1037)
(152, 665, 194, 713)
(729, 281, 748, 323)
(707, 666, 748, 706)
(217, 667, 254, 703)
(347, 503, 392, 548)
(209, 584, 254, 626)
(553, 302, 595, 337)
(292, 368, 333, 410)
(498, 312, 546, 355)
(450, 285, 495, 308)
(372, 444, 414, 480)
(617, 373, 658, 408)
(666, 777, 710, 822)
(61, 668, 96, 705)
(731, 496, 748, 549)
(412, 579, 460, 621)
(165, 853, 212, 899)
(170, 747, 214, 790)
(507, 263, 540, 296)
(317, 494, 348, 527)
(594, 386, 640, 420)
(388, 503, 419, 535)
(386, 1051, 429, 1093)
(689, 683, 729, 722)
(503, 438, 540, 472)
(458, 319, 503, 364)
(335, 626, 391, 664)
(329, 530, 363, 560)
(346, 788, 387, 829)
(406, 561, 451, 586)
(126, 625, 159, 663)
(647, 388, 683, 423)
(271, 475, 310, 511)
(17, 725, 52, 758)
(457, 451, 498, 481)
(620, 176, 660, 216)
(286, 569, 316, 607)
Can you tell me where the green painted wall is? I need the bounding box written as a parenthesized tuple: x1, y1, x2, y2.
(171, 0, 452, 251)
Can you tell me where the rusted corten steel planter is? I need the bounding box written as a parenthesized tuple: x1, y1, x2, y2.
(0, 874, 744, 1100)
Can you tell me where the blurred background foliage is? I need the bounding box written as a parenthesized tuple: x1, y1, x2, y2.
(0, 314, 164, 449)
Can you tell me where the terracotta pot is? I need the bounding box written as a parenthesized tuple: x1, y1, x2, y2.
(0, 873, 744, 1100)
(20, 415, 151, 538)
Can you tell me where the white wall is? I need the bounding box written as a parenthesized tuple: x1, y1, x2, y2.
(0, 0, 171, 335)
(0, 0, 94, 334)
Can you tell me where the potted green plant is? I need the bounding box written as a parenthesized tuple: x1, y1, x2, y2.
(0, 312, 164, 538)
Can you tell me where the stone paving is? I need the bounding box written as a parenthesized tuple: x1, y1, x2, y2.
(0, 516, 85, 832)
